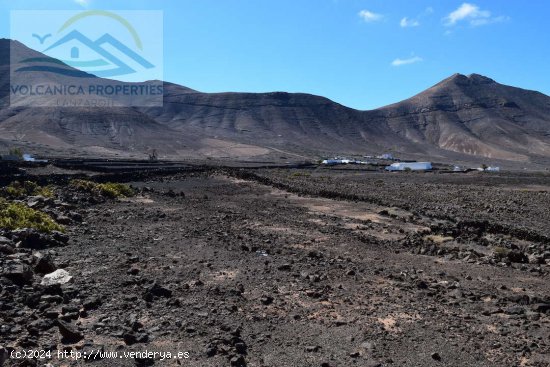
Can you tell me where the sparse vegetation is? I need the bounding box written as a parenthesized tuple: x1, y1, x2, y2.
(8, 147, 23, 158)
(70, 179, 135, 198)
(290, 172, 311, 178)
(424, 235, 454, 244)
(0, 198, 64, 233)
(1, 181, 54, 199)
(492, 246, 510, 259)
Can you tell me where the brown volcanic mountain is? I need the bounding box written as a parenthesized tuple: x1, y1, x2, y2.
(141, 84, 402, 157)
(1, 39, 550, 166)
(375, 73, 550, 162)
(0, 40, 200, 157)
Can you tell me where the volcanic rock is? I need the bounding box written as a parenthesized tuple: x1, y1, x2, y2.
(41, 269, 72, 286)
(57, 320, 83, 344)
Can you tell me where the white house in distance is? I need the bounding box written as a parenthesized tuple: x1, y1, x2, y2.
(322, 158, 352, 165)
(377, 153, 394, 160)
(385, 162, 432, 171)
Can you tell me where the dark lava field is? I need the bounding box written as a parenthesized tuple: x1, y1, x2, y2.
(1, 165, 549, 367)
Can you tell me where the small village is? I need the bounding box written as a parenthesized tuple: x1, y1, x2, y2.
(0, 148, 502, 173)
(321, 153, 500, 172)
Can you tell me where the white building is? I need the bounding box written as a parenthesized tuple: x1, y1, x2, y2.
(385, 162, 432, 171)
(322, 158, 352, 165)
(377, 153, 394, 160)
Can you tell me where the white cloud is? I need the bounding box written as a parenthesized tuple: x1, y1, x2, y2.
(74, 0, 90, 7)
(470, 15, 509, 26)
(358, 10, 383, 23)
(400, 17, 420, 27)
(445, 3, 489, 25)
(444, 3, 507, 27)
(400, 7, 434, 28)
(391, 56, 423, 67)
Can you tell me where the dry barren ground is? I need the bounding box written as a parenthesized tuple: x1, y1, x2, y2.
(1, 167, 549, 367)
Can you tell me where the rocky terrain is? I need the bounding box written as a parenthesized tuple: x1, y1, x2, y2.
(1, 164, 549, 367)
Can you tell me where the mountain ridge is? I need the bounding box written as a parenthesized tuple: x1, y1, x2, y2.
(1, 39, 550, 168)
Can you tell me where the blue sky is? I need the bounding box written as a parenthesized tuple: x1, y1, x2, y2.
(1, 0, 549, 110)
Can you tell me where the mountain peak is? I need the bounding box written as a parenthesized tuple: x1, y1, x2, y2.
(431, 73, 497, 91)
(467, 73, 495, 84)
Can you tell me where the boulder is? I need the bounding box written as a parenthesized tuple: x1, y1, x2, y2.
(260, 295, 274, 305)
(532, 303, 550, 314)
(143, 283, 172, 301)
(41, 269, 72, 286)
(135, 356, 155, 366)
(83, 297, 102, 311)
(230, 355, 246, 367)
(123, 331, 149, 345)
(507, 251, 528, 263)
(0, 236, 13, 245)
(33, 254, 57, 274)
(0, 345, 8, 366)
(11, 229, 68, 249)
(2, 262, 33, 285)
(55, 215, 72, 225)
(57, 320, 83, 344)
(0, 243, 15, 255)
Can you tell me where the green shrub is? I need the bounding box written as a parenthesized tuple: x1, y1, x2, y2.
(290, 172, 311, 178)
(70, 179, 135, 198)
(98, 183, 135, 198)
(493, 246, 510, 259)
(424, 235, 454, 244)
(0, 198, 64, 233)
(8, 147, 23, 158)
(2, 181, 55, 199)
(35, 186, 55, 198)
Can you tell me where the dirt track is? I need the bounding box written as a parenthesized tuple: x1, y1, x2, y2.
(1, 168, 550, 367)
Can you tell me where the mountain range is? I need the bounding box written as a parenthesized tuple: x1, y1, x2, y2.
(1, 38, 550, 168)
